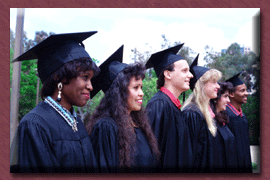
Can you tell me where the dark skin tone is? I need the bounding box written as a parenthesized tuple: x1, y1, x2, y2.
(51, 70, 94, 111)
(229, 83, 249, 111)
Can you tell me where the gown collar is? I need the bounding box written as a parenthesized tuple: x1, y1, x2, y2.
(227, 102, 243, 117)
(160, 87, 181, 109)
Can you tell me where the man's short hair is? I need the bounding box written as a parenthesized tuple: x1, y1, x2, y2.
(156, 63, 175, 89)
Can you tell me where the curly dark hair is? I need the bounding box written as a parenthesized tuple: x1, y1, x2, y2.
(156, 63, 175, 89)
(40, 57, 99, 100)
(86, 63, 159, 167)
(210, 81, 233, 126)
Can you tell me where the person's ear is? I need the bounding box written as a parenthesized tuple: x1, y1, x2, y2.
(164, 70, 172, 80)
(229, 91, 234, 98)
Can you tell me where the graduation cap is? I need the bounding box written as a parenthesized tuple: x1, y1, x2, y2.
(12, 31, 97, 83)
(90, 45, 126, 98)
(145, 43, 185, 77)
(225, 72, 244, 87)
(189, 54, 210, 91)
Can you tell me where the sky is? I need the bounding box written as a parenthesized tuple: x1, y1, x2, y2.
(10, 8, 260, 65)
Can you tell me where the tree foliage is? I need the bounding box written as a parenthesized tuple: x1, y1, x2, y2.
(10, 30, 55, 120)
(18, 60, 38, 120)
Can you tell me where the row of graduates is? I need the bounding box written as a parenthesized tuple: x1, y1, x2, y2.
(12, 31, 252, 173)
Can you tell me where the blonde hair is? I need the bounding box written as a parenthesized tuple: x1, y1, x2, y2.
(182, 69, 222, 136)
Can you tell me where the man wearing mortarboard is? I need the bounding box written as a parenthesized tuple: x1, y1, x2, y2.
(145, 44, 194, 172)
(12, 31, 99, 172)
(226, 72, 252, 172)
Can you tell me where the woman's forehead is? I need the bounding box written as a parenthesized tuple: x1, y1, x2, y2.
(129, 76, 142, 84)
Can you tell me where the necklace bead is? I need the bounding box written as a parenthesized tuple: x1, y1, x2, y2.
(45, 96, 78, 132)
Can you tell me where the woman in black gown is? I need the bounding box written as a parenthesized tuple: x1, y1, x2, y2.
(86, 46, 159, 173)
(182, 56, 222, 172)
(13, 32, 99, 173)
(209, 81, 238, 172)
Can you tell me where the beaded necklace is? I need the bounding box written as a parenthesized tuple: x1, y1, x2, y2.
(45, 96, 78, 132)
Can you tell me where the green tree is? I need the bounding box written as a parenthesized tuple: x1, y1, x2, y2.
(10, 48, 14, 82)
(18, 60, 38, 120)
(242, 55, 260, 145)
(226, 42, 241, 55)
(18, 31, 55, 119)
(10, 30, 55, 120)
(142, 75, 158, 108)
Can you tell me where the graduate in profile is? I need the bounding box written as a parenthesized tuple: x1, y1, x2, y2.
(86, 45, 159, 173)
(209, 81, 238, 172)
(145, 44, 194, 172)
(13, 31, 99, 172)
(181, 55, 222, 172)
(225, 73, 252, 172)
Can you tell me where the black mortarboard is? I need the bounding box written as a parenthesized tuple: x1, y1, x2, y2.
(90, 45, 126, 98)
(145, 44, 185, 77)
(12, 31, 97, 83)
(225, 72, 244, 87)
(189, 54, 210, 91)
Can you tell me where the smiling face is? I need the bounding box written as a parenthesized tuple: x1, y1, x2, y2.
(216, 90, 230, 113)
(60, 70, 94, 110)
(230, 83, 249, 105)
(127, 76, 144, 114)
(170, 60, 194, 92)
(204, 79, 220, 99)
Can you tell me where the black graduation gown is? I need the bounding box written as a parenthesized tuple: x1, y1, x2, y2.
(182, 103, 238, 172)
(18, 102, 97, 173)
(182, 103, 212, 172)
(90, 117, 156, 173)
(146, 91, 193, 172)
(226, 106, 252, 173)
(213, 123, 238, 172)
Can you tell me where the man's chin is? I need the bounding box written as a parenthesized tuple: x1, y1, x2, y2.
(183, 86, 190, 91)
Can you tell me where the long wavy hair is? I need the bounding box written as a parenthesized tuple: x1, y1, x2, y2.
(86, 63, 159, 167)
(182, 69, 222, 136)
(210, 81, 233, 126)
